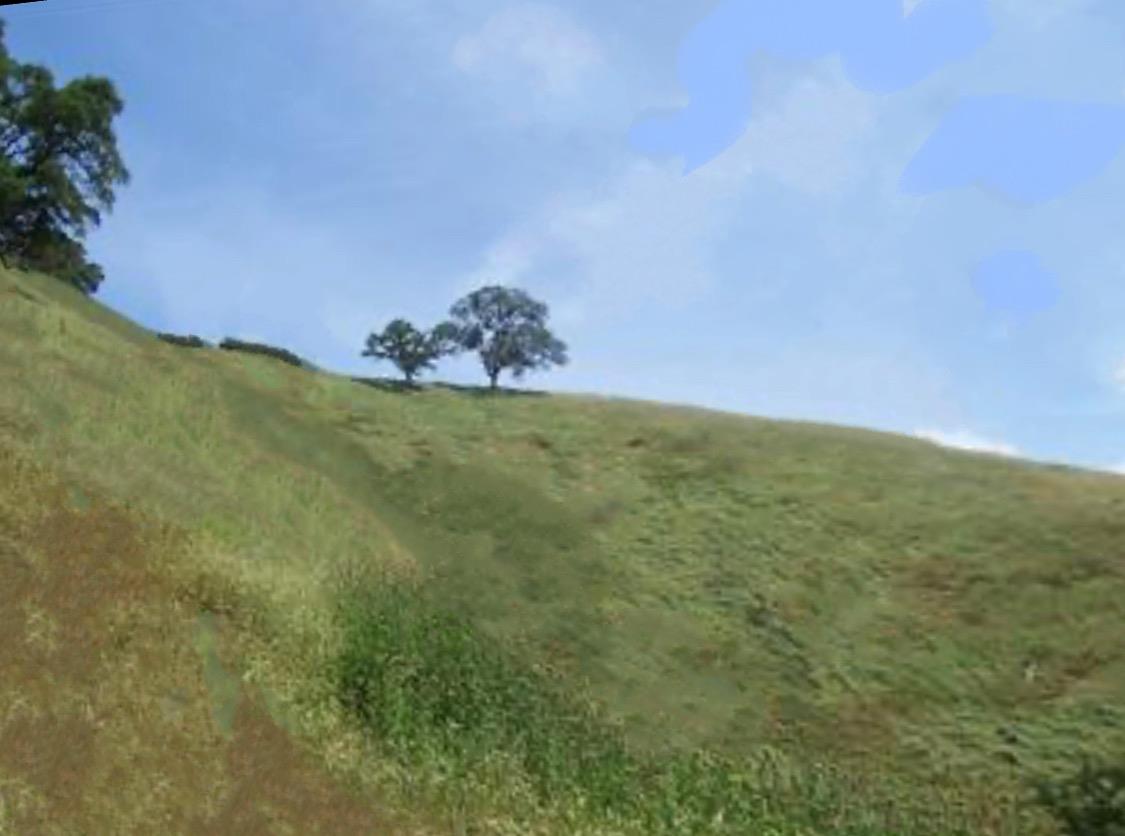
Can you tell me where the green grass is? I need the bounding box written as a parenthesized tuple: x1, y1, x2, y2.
(323, 565, 1044, 835)
(2, 265, 1123, 833)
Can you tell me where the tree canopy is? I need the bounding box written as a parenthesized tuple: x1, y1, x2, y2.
(447, 285, 568, 390)
(0, 18, 129, 293)
(361, 318, 462, 385)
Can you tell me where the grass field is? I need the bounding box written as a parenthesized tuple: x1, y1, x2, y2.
(1, 265, 1122, 834)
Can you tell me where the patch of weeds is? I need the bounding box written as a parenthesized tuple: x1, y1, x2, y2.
(328, 575, 640, 819)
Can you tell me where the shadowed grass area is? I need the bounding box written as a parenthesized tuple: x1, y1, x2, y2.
(3, 265, 1122, 833)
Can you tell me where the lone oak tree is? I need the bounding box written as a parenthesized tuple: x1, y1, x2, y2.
(0, 18, 129, 294)
(447, 285, 568, 391)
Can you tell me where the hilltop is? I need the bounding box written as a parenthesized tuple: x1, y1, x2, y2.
(1, 265, 1122, 834)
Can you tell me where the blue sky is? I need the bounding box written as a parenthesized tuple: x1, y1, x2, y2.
(6, 0, 1125, 474)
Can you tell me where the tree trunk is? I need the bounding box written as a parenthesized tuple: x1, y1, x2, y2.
(488, 370, 499, 390)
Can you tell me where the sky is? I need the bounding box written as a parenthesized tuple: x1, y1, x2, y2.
(5, 0, 1125, 475)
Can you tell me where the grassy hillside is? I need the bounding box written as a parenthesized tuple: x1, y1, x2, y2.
(2, 265, 1123, 834)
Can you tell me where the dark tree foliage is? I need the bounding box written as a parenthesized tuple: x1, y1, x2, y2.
(156, 332, 209, 348)
(0, 18, 129, 294)
(447, 285, 568, 390)
(361, 318, 462, 385)
(219, 337, 306, 368)
(10, 224, 105, 294)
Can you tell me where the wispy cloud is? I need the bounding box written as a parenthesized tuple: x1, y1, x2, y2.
(732, 61, 878, 196)
(1114, 358, 1125, 390)
(450, 155, 741, 326)
(451, 3, 604, 98)
(451, 235, 538, 296)
(453, 58, 881, 326)
(629, 0, 990, 172)
(914, 427, 1021, 457)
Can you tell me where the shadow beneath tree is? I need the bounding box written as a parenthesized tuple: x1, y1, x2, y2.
(432, 381, 547, 398)
(348, 377, 424, 395)
(349, 377, 548, 398)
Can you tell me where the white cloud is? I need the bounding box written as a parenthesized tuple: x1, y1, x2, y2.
(902, 0, 927, 18)
(732, 60, 878, 196)
(450, 235, 538, 296)
(449, 155, 742, 325)
(452, 57, 880, 325)
(451, 3, 604, 97)
(914, 427, 1021, 457)
(1114, 357, 1125, 390)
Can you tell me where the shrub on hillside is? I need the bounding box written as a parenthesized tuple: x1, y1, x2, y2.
(156, 332, 210, 348)
(1032, 756, 1125, 836)
(218, 337, 305, 368)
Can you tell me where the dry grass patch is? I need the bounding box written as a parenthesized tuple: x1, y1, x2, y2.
(0, 444, 412, 835)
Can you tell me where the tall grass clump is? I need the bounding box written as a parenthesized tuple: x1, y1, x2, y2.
(325, 567, 1040, 835)
(329, 572, 644, 824)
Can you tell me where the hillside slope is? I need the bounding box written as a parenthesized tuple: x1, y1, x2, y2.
(2, 266, 1122, 834)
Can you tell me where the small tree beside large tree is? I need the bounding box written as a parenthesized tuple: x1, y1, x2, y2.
(447, 285, 568, 391)
(361, 318, 461, 385)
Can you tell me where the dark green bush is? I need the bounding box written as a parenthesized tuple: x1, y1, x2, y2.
(1033, 757, 1125, 836)
(156, 332, 209, 348)
(218, 337, 305, 368)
